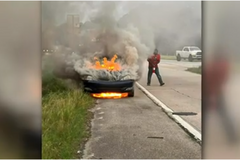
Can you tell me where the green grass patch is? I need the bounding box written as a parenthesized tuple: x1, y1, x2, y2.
(42, 58, 94, 159)
(161, 55, 176, 60)
(186, 66, 202, 74)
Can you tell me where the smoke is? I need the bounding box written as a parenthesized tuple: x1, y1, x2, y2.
(71, 21, 147, 81)
(42, 1, 201, 81)
(117, 1, 201, 53)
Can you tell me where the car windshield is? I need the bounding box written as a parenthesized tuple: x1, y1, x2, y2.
(190, 47, 200, 51)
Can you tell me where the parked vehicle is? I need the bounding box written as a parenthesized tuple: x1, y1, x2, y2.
(176, 46, 202, 62)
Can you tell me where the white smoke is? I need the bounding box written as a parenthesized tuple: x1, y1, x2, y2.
(61, 2, 149, 81)
(42, 1, 201, 82)
(72, 28, 144, 81)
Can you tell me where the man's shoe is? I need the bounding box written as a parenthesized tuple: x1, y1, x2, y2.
(147, 84, 150, 86)
(160, 83, 165, 86)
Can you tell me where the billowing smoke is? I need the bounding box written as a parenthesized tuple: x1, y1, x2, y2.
(67, 21, 147, 81)
(42, 1, 201, 82)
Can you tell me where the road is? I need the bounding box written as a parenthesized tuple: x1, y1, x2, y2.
(138, 60, 202, 131)
(83, 60, 201, 159)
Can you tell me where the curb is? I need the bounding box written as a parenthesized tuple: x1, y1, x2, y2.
(136, 82, 202, 144)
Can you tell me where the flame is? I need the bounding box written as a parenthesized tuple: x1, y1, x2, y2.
(92, 92, 128, 99)
(93, 54, 121, 71)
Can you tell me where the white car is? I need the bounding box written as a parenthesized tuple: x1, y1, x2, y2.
(176, 46, 202, 62)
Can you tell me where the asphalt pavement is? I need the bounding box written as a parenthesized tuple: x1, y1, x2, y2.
(83, 60, 202, 159)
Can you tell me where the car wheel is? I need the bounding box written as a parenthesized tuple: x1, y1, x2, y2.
(176, 54, 181, 61)
(188, 55, 193, 62)
(128, 90, 134, 97)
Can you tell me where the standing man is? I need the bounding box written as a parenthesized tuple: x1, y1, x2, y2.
(147, 49, 165, 86)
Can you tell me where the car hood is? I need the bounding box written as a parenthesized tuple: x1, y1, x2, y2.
(192, 50, 201, 52)
(191, 50, 202, 54)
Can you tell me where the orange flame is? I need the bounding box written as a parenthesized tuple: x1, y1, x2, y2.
(93, 54, 121, 71)
(92, 92, 128, 99)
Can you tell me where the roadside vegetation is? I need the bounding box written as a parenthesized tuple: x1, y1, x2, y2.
(161, 55, 176, 60)
(186, 66, 202, 74)
(42, 56, 94, 159)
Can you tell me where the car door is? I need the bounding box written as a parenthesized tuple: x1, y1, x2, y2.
(183, 47, 189, 58)
(182, 47, 186, 58)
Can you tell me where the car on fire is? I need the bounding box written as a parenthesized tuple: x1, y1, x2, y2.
(83, 79, 135, 98)
(82, 54, 135, 98)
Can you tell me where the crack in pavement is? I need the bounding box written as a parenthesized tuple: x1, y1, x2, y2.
(170, 88, 201, 101)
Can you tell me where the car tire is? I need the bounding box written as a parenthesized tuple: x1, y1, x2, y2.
(188, 55, 193, 62)
(176, 54, 181, 61)
(128, 90, 134, 97)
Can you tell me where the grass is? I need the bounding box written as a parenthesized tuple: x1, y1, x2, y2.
(161, 55, 176, 60)
(186, 66, 202, 74)
(42, 58, 94, 159)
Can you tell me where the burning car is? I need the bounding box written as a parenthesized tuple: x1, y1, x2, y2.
(82, 54, 135, 98)
(83, 79, 134, 98)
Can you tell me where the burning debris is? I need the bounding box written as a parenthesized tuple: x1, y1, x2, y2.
(92, 92, 128, 99)
(73, 52, 140, 81)
(93, 54, 121, 71)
